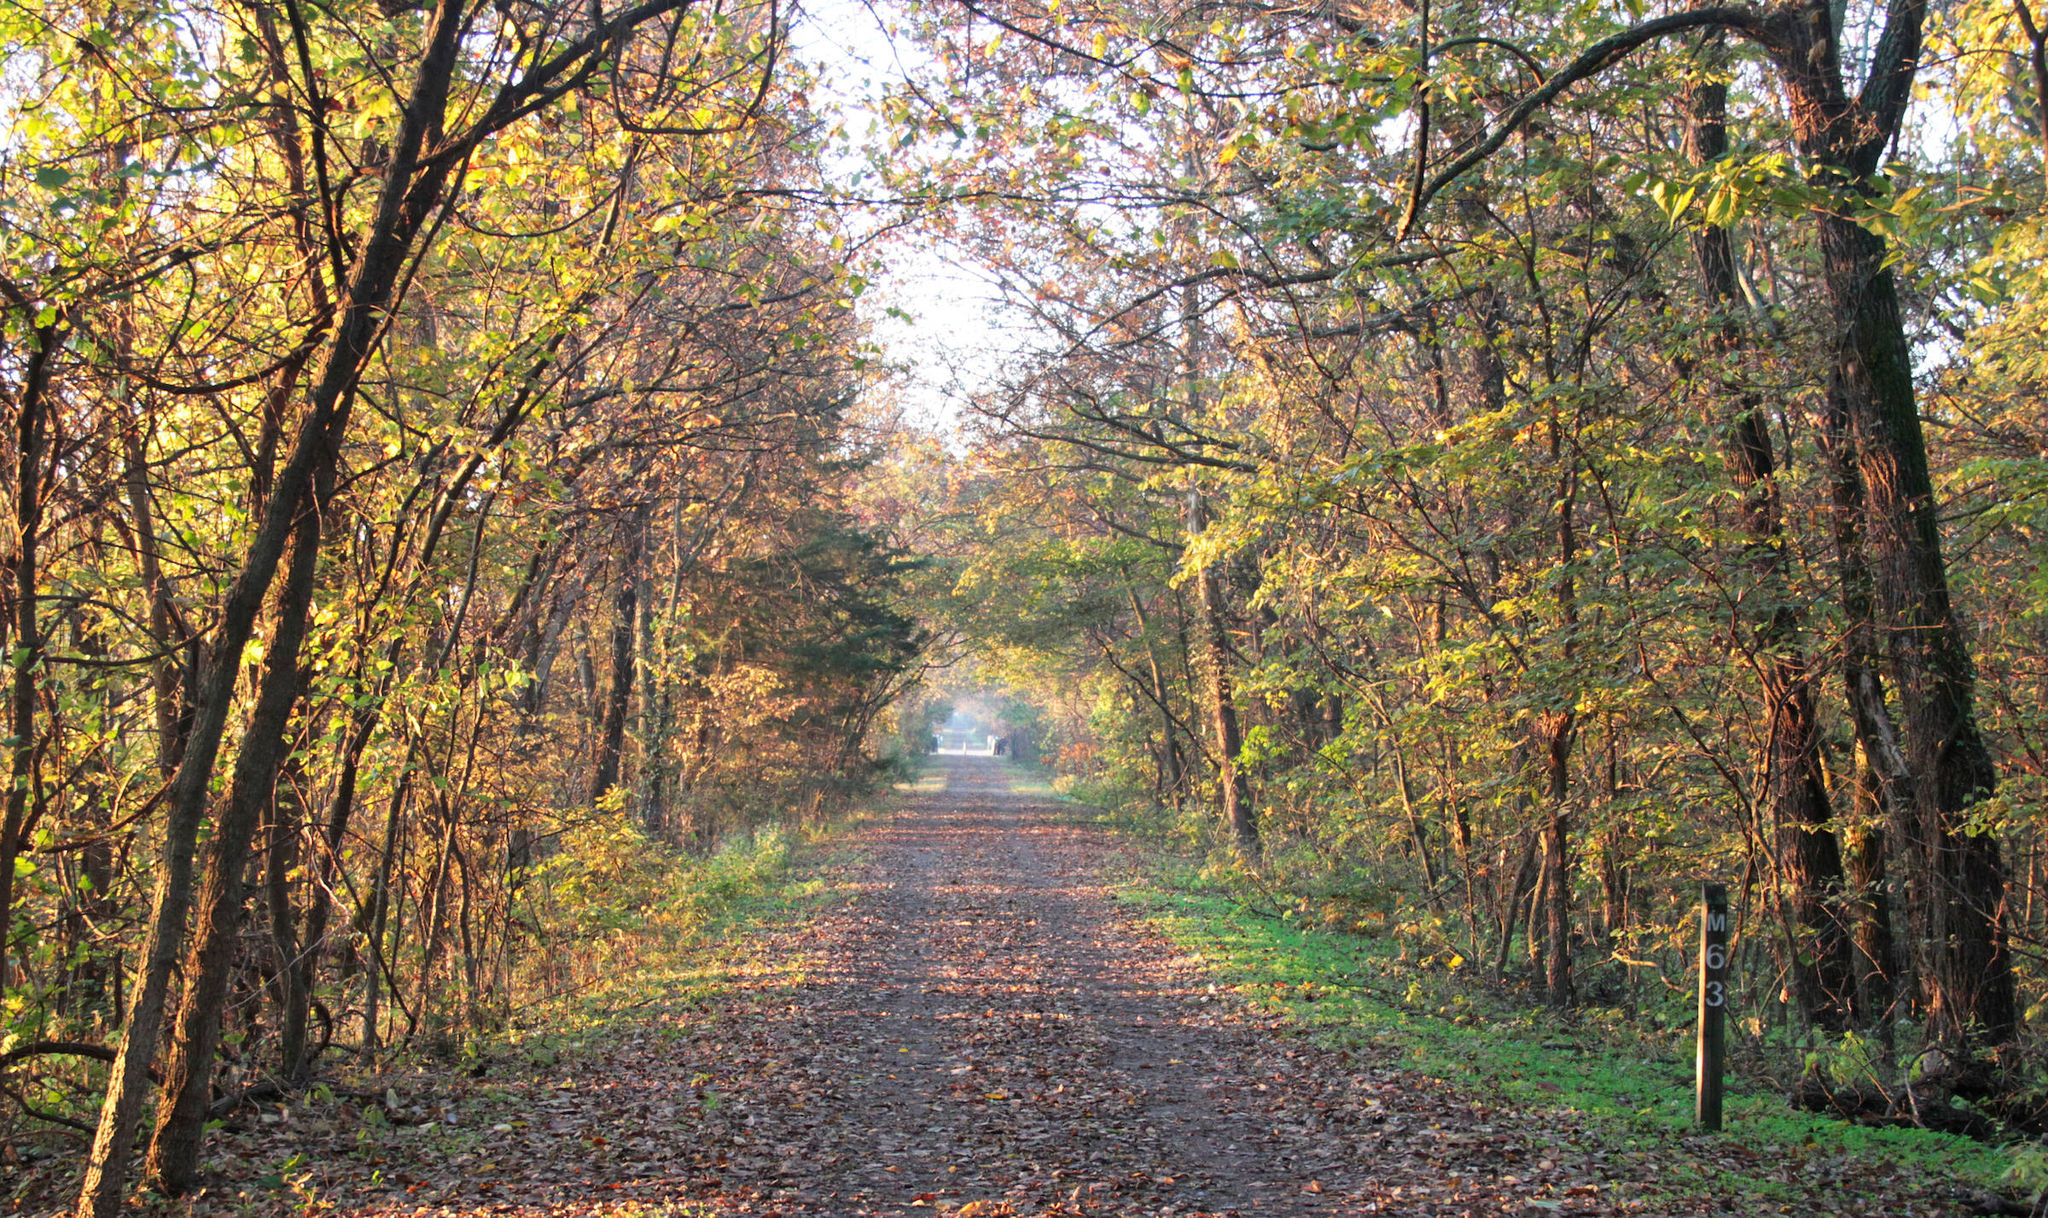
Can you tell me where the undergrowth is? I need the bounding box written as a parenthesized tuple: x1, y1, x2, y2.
(491, 805, 888, 1060)
(1, 793, 885, 1214)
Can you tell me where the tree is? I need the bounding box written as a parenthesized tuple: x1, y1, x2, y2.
(0, 0, 930, 1196)
(887, 0, 2039, 1059)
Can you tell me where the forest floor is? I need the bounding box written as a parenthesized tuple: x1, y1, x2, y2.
(9, 757, 2006, 1216)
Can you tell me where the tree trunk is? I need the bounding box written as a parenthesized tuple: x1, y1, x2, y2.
(592, 506, 648, 806)
(1820, 206, 2012, 1047)
(1842, 761, 1901, 1029)
(267, 752, 310, 1080)
(1125, 583, 1185, 803)
(1764, 3, 2017, 1046)
(280, 649, 397, 1081)
(0, 315, 54, 1010)
(361, 736, 420, 1063)
(1493, 828, 1538, 984)
(77, 3, 480, 1206)
(1393, 744, 1444, 914)
(1186, 490, 1257, 856)
(1539, 723, 1574, 1008)
(1597, 829, 1629, 947)
(121, 414, 191, 778)
(1685, 66, 1856, 1029)
(144, 452, 329, 1195)
(1539, 404, 1579, 1009)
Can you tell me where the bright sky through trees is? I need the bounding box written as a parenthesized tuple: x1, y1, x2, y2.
(792, 0, 1012, 433)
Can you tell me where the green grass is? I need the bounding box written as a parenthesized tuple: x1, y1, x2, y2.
(896, 767, 948, 795)
(999, 760, 1193, 842)
(83, 813, 882, 1216)
(1114, 879, 2016, 1208)
(944, 759, 2020, 1203)
(518, 762, 941, 1043)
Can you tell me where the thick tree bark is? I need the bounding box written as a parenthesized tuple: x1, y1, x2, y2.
(1827, 355, 1916, 1013)
(1757, 637, 1859, 1028)
(1761, 0, 2016, 1046)
(1828, 206, 2013, 1047)
(637, 566, 668, 837)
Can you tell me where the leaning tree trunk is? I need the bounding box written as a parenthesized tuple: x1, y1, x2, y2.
(75, 0, 713, 1199)
(144, 451, 330, 1195)
(75, 5, 476, 1208)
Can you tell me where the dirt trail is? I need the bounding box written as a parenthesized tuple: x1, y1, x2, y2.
(506, 756, 1600, 1216)
(735, 756, 1367, 1214)
(79, 757, 1969, 1216)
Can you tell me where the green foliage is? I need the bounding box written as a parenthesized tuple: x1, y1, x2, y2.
(510, 820, 829, 1038)
(528, 820, 792, 944)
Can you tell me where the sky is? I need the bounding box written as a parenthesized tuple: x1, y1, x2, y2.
(788, 0, 1008, 437)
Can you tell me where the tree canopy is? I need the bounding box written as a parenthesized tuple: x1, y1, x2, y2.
(3, 0, 2048, 1201)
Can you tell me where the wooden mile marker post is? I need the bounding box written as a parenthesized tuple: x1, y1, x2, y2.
(1696, 882, 1728, 1130)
